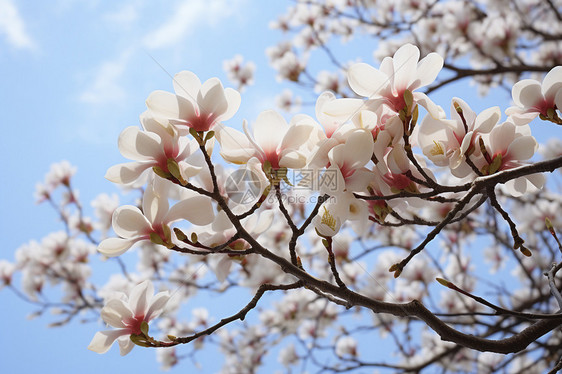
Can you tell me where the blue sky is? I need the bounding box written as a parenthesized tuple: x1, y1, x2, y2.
(0, 1, 559, 373)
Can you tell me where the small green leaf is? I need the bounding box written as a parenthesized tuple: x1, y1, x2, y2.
(140, 321, 149, 336)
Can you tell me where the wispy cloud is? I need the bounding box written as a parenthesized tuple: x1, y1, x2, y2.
(143, 0, 245, 50)
(79, 48, 133, 104)
(0, 0, 35, 50)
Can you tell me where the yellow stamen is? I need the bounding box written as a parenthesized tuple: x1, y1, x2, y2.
(321, 207, 337, 231)
(430, 140, 444, 156)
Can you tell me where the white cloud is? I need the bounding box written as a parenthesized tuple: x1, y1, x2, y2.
(79, 48, 133, 104)
(103, 3, 139, 26)
(143, 0, 245, 50)
(0, 0, 35, 50)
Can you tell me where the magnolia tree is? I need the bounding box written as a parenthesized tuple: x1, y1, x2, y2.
(3, 1, 562, 373)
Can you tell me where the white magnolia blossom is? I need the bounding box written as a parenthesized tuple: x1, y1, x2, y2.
(97, 178, 215, 257)
(146, 70, 241, 133)
(88, 279, 170, 355)
(506, 66, 562, 125)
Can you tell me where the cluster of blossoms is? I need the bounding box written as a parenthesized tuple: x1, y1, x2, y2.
(3, 35, 562, 372)
(267, 0, 562, 110)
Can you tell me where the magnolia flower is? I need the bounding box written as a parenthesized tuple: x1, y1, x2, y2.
(416, 98, 500, 178)
(216, 109, 317, 171)
(146, 70, 241, 133)
(313, 206, 342, 237)
(321, 129, 374, 195)
(506, 66, 562, 125)
(105, 113, 201, 186)
(347, 43, 444, 118)
(88, 279, 170, 355)
(335, 336, 358, 357)
(98, 178, 215, 257)
(478, 121, 545, 196)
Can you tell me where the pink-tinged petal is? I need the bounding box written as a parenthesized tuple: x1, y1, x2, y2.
(506, 136, 537, 161)
(173, 71, 201, 101)
(413, 92, 444, 119)
(145, 291, 171, 321)
(164, 195, 215, 226)
(105, 162, 151, 185)
(412, 52, 443, 90)
(118, 127, 163, 161)
(347, 63, 389, 98)
(98, 237, 140, 257)
(117, 336, 135, 356)
(489, 122, 515, 154)
(417, 115, 451, 149)
(511, 80, 541, 108)
(392, 44, 420, 92)
(474, 106, 500, 133)
(112, 206, 152, 238)
(542, 66, 562, 99)
(88, 329, 130, 354)
(253, 110, 287, 153)
(279, 149, 307, 169)
(198, 78, 228, 118)
(142, 181, 169, 225)
(129, 280, 153, 316)
(215, 125, 255, 164)
(220, 88, 241, 121)
(316, 91, 336, 117)
(352, 110, 378, 130)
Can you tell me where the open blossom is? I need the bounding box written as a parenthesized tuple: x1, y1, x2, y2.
(506, 66, 562, 125)
(146, 70, 241, 133)
(88, 279, 170, 355)
(416, 98, 501, 178)
(347, 43, 444, 118)
(97, 178, 215, 257)
(223, 54, 256, 92)
(216, 109, 317, 171)
(105, 113, 201, 186)
(478, 121, 545, 196)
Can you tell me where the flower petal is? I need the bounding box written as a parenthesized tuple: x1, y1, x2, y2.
(145, 291, 171, 321)
(542, 66, 562, 100)
(105, 162, 151, 185)
(474, 106, 501, 133)
(129, 280, 153, 317)
(392, 44, 420, 92)
(412, 52, 443, 89)
(165, 195, 215, 226)
(88, 329, 129, 354)
(220, 88, 241, 121)
(98, 237, 140, 257)
(253, 110, 287, 154)
(506, 136, 537, 161)
(118, 127, 163, 161)
(511, 80, 541, 108)
(348, 63, 389, 98)
(173, 71, 201, 101)
(112, 206, 152, 238)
